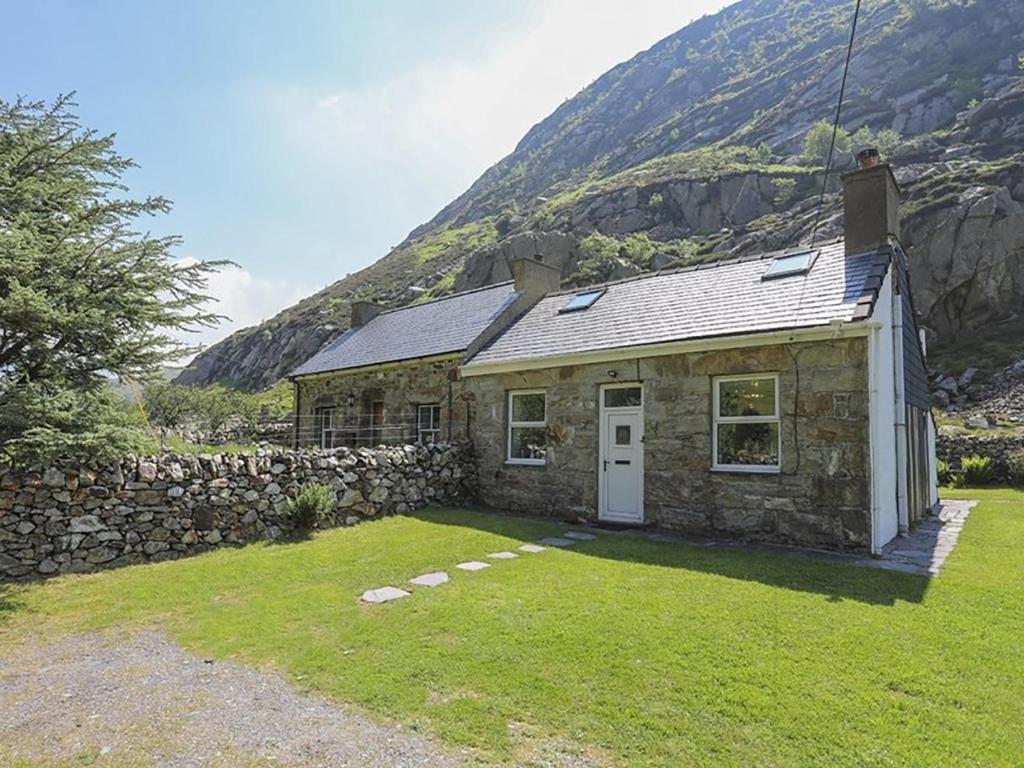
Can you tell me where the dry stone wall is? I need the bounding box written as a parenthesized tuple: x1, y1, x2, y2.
(0, 444, 475, 580)
(937, 433, 1024, 482)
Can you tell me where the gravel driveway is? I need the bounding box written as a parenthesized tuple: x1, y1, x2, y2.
(0, 631, 464, 767)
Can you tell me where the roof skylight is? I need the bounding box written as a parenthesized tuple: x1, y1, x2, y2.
(560, 289, 605, 313)
(762, 249, 817, 280)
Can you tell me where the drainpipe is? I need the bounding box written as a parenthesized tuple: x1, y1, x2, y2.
(447, 378, 454, 442)
(891, 266, 910, 535)
(291, 379, 301, 449)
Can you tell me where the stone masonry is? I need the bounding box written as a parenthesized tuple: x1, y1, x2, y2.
(293, 358, 470, 448)
(467, 337, 873, 550)
(937, 433, 1024, 482)
(0, 444, 474, 580)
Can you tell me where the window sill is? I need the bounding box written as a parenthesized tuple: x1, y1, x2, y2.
(711, 465, 781, 475)
(505, 459, 546, 467)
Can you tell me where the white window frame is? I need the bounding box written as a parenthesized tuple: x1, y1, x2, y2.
(507, 389, 547, 466)
(417, 403, 442, 445)
(712, 373, 781, 474)
(317, 406, 338, 449)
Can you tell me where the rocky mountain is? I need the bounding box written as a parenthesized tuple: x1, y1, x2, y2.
(177, 0, 1024, 391)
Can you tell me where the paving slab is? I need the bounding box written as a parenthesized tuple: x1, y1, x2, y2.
(360, 586, 411, 604)
(539, 536, 576, 547)
(456, 561, 491, 571)
(487, 551, 518, 559)
(409, 571, 449, 587)
(518, 544, 545, 553)
(563, 531, 596, 541)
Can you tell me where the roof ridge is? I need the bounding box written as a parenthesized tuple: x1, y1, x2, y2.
(376, 280, 515, 316)
(545, 237, 846, 297)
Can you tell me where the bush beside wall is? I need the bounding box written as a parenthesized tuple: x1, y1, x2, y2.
(937, 434, 1024, 484)
(0, 444, 475, 580)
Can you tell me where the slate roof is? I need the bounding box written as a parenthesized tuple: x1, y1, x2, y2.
(465, 239, 891, 369)
(290, 282, 519, 376)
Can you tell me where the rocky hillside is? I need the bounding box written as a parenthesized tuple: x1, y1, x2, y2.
(177, 0, 1024, 390)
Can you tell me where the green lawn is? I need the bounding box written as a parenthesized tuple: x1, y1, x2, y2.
(2, 488, 1023, 766)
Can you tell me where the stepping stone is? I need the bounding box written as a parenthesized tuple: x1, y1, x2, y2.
(518, 544, 545, 553)
(539, 536, 576, 547)
(487, 551, 518, 560)
(409, 571, 449, 587)
(360, 586, 410, 604)
(456, 561, 491, 571)
(563, 531, 596, 541)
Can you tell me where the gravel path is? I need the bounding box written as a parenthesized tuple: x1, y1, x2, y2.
(0, 631, 465, 767)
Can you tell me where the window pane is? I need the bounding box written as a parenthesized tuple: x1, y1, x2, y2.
(615, 424, 631, 446)
(510, 427, 547, 460)
(717, 423, 779, 466)
(511, 393, 545, 423)
(419, 404, 439, 430)
(604, 387, 641, 408)
(764, 250, 814, 278)
(718, 378, 776, 417)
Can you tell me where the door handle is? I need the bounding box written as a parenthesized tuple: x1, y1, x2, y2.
(602, 459, 609, 472)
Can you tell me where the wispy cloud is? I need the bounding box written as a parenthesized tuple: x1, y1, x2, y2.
(266, 0, 725, 200)
(174, 258, 313, 351)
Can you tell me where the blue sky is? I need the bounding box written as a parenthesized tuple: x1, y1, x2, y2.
(2, 0, 728, 348)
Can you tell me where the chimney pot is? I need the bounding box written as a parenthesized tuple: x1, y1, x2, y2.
(857, 146, 880, 169)
(842, 162, 900, 256)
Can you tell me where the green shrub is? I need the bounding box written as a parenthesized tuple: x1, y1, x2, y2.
(286, 483, 337, 532)
(1007, 450, 1024, 487)
(936, 458, 952, 485)
(961, 454, 996, 486)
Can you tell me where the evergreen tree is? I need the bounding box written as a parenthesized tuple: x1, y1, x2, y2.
(0, 95, 225, 461)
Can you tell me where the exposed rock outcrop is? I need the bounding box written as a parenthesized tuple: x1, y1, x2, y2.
(177, 0, 1024, 391)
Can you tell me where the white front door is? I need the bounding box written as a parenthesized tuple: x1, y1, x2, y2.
(599, 385, 644, 523)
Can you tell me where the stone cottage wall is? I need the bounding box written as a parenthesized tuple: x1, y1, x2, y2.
(293, 358, 473, 448)
(0, 444, 474, 580)
(466, 337, 872, 550)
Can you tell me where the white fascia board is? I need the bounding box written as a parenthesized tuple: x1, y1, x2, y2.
(461, 323, 875, 377)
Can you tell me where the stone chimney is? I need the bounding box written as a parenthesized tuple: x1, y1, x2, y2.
(463, 256, 562, 361)
(512, 255, 562, 298)
(842, 148, 900, 256)
(350, 300, 384, 328)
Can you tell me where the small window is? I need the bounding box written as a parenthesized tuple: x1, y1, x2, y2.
(603, 386, 642, 408)
(615, 424, 632, 446)
(560, 289, 605, 313)
(762, 250, 817, 280)
(508, 390, 547, 464)
(316, 406, 337, 449)
(713, 375, 780, 472)
(418, 403, 441, 445)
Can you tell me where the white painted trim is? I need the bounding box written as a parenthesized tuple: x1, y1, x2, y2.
(461, 323, 875, 377)
(867, 265, 899, 554)
(598, 383, 645, 523)
(711, 373, 782, 473)
(600, 381, 645, 409)
(891, 267, 910, 535)
(507, 389, 547, 465)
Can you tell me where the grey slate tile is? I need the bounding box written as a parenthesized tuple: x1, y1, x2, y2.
(292, 282, 519, 376)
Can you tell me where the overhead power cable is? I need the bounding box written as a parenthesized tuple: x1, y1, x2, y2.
(809, 0, 862, 247)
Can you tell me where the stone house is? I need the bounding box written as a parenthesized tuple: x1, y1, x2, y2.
(289, 257, 561, 449)
(290, 160, 937, 553)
